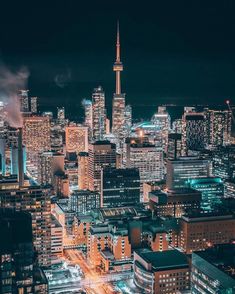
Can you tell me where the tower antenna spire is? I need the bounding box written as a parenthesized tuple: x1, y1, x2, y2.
(112, 20, 125, 140)
(116, 20, 120, 62)
(113, 20, 123, 95)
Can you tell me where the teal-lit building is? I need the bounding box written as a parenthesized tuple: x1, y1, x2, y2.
(191, 244, 235, 294)
(188, 177, 224, 211)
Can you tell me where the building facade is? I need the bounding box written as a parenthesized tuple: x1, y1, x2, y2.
(88, 141, 116, 192)
(0, 183, 51, 267)
(191, 244, 235, 294)
(78, 151, 89, 190)
(134, 249, 190, 294)
(23, 116, 51, 164)
(179, 213, 235, 254)
(166, 157, 211, 190)
(101, 168, 140, 208)
(92, 86, 106, 141)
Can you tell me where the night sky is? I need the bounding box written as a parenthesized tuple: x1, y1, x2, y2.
(1, 1, 235, 119)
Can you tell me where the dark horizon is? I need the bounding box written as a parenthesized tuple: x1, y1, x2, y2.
(1, 1, 235, 119)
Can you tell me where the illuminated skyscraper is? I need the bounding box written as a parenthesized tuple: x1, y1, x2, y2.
(101, 168, 140, 208)
(92, 86, 106, 141)
(167, 133, 182, 160)
(83, 99, 92, 128)
(23, 116, 51, 164)
(188, 177, 224, 211)
(78, 152, 89, 190)
(38, 151, 65, 186)
(82, 99, 93, 140)
(0, 182, 51, 268)
(0, 210, 48, 293)
(30, 96, 38, 114)
(57, 107, 65, 120)
(166, 157, 211, 190)
(172, 118, 182, 134)
(125, 138, 164, 200)
(124, 104, 132, 137)
(0, 138, 6, 175)
(19, 90, 29, 112)
(69, 190, 100, 214)
(182, 111, 205, 154)
(151, 106, 171, 152)
(204, 109, 232, 147)
(112, 22, 125, 140)
(65, 124, 88, 156)
(88, 141, 116, 192)
(212, 145, 235, 180)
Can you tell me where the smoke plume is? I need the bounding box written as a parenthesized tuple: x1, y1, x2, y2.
(0, 64, 29, 128)
(54, 68, 71, 88)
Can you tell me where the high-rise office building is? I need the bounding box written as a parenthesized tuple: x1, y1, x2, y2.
(151, 106, 171, 152)
(23, 116, 51, 164)
(172, 118, 182, 134)
(188, 177, 224, 211)
(112, 22, 125, 140)
(191, 244, 235, 294)
(105, 117, 110, 134)
(0, 209, 48, 294)
(92, 86, 106, 141)
(0, 137, 6, 175)
(78, 152, 89, 190)
(69, 190, 100, 214)
(30, 96, 38, 114)
(149, 188, 202, 218)
(125, 138, 164, 198)
(57, 107, 65, 120)
(82, 99, 93, 140)
(10, 145, 27, 176)
(65, 124, 88, 156)
(166, 157, 211, 190)
(212, 145, 235, 180)
(88, 141, 116, 192)
(101, 168, 140, 207)
(182, 111, 205, 154)
(38, 151, 65, 186)
(204, 108, 232, 147)
(167, 133, 182, 159)
(0, 182, 51, 267)
(124, 104, 132, 136)
(83, 99, 92, 127)
(19, 89, 29, 112)
(224, 179, 235, 198)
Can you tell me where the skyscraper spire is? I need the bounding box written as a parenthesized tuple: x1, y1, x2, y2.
(116, 20, 120, 62)
(113, 20, 123, 95)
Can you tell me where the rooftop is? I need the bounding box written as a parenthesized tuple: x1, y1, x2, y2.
(182, 212, 234, 222)
(193, 243, 235, 280)
(136, 249, 188, 271)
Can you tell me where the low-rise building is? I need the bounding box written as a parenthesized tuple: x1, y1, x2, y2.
(179, 213, 235, 254)
(87, 223, 132, 273)
(149, 188, 201, 218)
(191, 243, 235, 293)
(134, 249, 190, 294)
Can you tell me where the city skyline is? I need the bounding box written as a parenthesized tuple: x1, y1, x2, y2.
(1, 2, 235, 294)
(1, 2, 235, 118)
